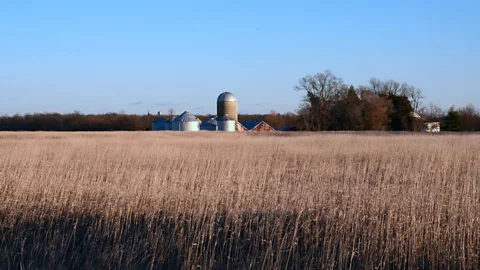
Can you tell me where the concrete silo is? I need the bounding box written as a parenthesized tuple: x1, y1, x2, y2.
(177, 111, 201, 131)
(217, 92, 238, 122)
(217, 115, 236, 132)
(200, 117, 218, 131)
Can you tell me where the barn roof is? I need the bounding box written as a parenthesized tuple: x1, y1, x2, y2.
(410, 112, 422, 119)
(240, 121, 263, 130)
(153, 117, 167, 124)
(236, 122, 247, 131)
(240, 120, 276, 131)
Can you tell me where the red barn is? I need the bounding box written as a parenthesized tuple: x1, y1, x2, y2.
(240, 121, 276, 132)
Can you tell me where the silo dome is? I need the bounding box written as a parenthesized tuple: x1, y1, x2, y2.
(205, 117, 218, 125)
(217, 92, 238, 122)
(217, 92, 238, 102)
(176, 111, 201, 131)
(177, 111, 200, 122)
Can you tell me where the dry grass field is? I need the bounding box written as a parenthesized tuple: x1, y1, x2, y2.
(0, 132, 479, 269)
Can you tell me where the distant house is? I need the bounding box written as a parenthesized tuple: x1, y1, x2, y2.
(423, 122, 441, 133)
(410, 112, 424, 131)
(240, 120, 276, 132)
(410, 112, 422, 119)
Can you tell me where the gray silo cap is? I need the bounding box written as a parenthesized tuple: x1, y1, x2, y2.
(177, 111, 201, 122)
(217, 92, 237, 102)
(218, 115, 234, 121)
(206, 117, 218, 125)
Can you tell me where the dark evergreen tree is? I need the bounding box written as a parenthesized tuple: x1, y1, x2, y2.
(329, 86, 361, 130)
(386, 94, 414, 131)
(443, 106, 461, 131)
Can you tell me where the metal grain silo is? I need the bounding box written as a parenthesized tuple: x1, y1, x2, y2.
(177, 111, 201, 131)
(170, 117, 180, 131)
(217, 92, 238, 122)
(200, 117, 218, 131)
(165, 117, 176, 130)
(217, 115, 236, 132)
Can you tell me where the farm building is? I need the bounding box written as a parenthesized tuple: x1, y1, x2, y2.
(218, 115, 236, 132)
(240, 121, 276, 132)
(410, 112, 422, 119)
(172, 111, 202, 131)
(150, 92, 275, 132)
(165, 117, 175, 130)
(154, 91, 239, 132)
(423, 122, 441, 133)
(152, 117, 167, 131)
(236, 122, 248, 132)
(200, 117, 218, 131)
(217, 92, 238, 122)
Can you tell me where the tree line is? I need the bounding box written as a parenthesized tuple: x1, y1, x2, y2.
(0, 112, 299, 131)
(0, 70, 478, 132)
(0, 112, 146, 131)
(295, 70, 480, 131)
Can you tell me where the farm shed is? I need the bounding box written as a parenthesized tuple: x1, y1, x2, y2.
(152, 117, 167, 131)
(240, 121, 276, 132)
(200, 117, 218, 131)
(165, 117, 176, 130)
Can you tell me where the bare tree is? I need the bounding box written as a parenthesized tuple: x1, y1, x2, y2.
(168, 108, 175, 116)
(295, 70, 347, 101)
(381, 79, 401, 95)
(406, 87, 424, 112)
(368, 78, 382, 95)
(458, 104, 480, 131)
(421, 103, 444, 121)
(265, 109, 285, 129)
(359, 89, 392, 130)
(370, 78, 404, 96)
(295, 70, 347, 130)
(368, 79, 423, 111)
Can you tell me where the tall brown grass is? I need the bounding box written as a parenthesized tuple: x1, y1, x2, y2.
(0, 132, 479, 269)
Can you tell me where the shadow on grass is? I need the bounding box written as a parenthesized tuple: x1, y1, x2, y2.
(0, 210, 458, 269)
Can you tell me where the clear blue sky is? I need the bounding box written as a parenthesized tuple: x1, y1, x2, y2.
(1, 0, 478, 115)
